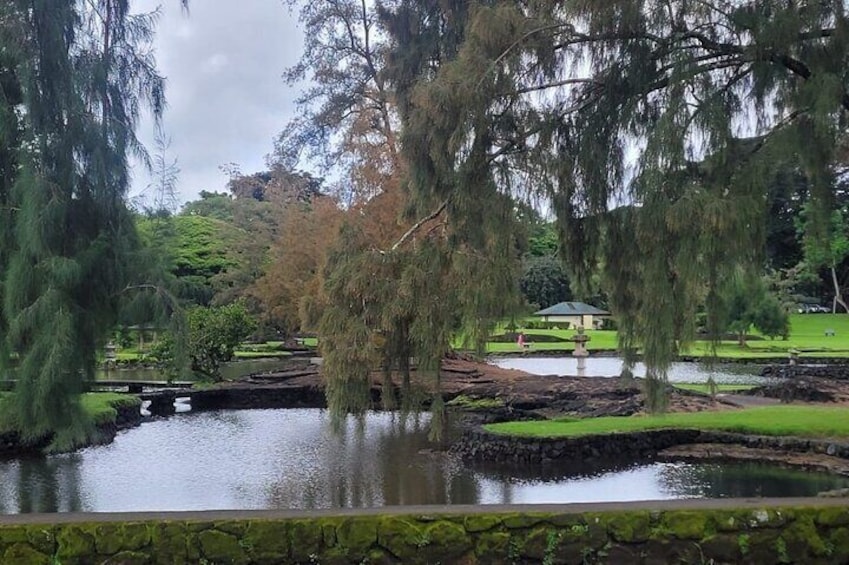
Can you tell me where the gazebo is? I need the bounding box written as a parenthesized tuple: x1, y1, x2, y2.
(533, 301, 609, 329)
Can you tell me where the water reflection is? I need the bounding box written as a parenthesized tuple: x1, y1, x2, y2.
(657, 461, 849, 498)
(0, 455, 84, 513)
(492, 357, 766, 384)
(0, 409, 846, 514)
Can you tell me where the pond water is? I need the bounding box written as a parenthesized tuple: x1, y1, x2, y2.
(1, 409, 845, 514)
(491, 357, 766, 384)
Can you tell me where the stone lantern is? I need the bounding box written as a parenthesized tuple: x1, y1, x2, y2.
(104, 341, 117, 368)
(571, 326, 590, 374)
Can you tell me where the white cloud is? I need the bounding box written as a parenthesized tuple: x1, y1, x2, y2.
(130, 0, 304, 206)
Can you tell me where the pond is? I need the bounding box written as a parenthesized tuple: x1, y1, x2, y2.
(491, 357, 766, 384)
(0, 409, 845, 514)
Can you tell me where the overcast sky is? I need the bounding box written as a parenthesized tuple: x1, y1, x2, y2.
(130, 1, 303, 206)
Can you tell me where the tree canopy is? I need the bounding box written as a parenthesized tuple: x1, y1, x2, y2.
(377, 0, 849, 409)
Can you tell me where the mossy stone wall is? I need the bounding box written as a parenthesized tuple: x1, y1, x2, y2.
(1, 505, 847, 564)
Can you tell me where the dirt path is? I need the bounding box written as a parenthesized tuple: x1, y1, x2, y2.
(0, 498, 846, 525)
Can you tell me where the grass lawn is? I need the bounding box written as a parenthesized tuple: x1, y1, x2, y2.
(486, 329, 618, 353)
(485, 314, 849, 358)
(0, 392, 139, 432)
(80, 393, 141, 425)
(672, 383, 756, 394)
(486, 405, 849, 439)
(233, 350, 291, 359)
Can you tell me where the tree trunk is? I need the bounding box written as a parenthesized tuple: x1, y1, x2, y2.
(381, 358, 396, 410)
(831, 266, 849, 314)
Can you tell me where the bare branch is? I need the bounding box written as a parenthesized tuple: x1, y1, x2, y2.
(389, 199, 449, 252)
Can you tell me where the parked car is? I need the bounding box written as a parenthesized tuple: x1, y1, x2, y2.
(797, 304, 829, 314)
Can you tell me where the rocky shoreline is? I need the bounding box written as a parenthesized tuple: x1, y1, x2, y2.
(451, 425, 849, 475)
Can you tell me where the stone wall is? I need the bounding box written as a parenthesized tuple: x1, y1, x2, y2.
(189, 384, 326, 411)
(762, 364, 849, 380)
(452, 428, 849, 464)
(0, 504, 847, 564)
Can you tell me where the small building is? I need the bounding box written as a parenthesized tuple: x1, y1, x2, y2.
(533, 302, 610, 329)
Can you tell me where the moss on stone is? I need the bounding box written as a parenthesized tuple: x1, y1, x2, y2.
(213, 520, 248, 538)
(579, 514, 614, 550)
(377, 516, 428, 562)
(121, 523, 152, 552)
(521, 526, 557, 560)
(150, 521, 189, 565)
(322, 521, 338, 548)
(713, 511, 750, 532)
(779, 515, 829, 560)
(700, 533, 742, 563)
(93, 523, 127, 555)
(101, 550, 151, 564)
(607, 511, 651, 543)
(0, 505, 845, 564)
(24, 526, 55, 555)
(423, 520, 472, 561)
(463, 514, 503, 533)
(197, 529, 248, 565)
(815, 506, 849, 527)
(662, 510, 711, 540)
(744, 530, 782, 563)
(828, 527, 849, 561)
(475, 531, 511, 562)
(501, 512, 545, 529)
(56, 525, 97, 565)
(365, 547, 392, 564)
(289, 519, 325, 562)
(2, 542, 50, 565)
(0, 526, 30, 546)
(335, 517, 378, 559)
(242, 520, 289, 563)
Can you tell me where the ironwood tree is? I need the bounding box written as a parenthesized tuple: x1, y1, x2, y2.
(280, 0, 523, 435)
(0, 1, 178, 448)
(380, 0, 849, 410)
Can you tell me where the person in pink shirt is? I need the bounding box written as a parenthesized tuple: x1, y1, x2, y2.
(517, 332, 527, 350)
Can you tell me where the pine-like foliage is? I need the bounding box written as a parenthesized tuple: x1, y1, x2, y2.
(0, 1, 166, 449)
(382, 0, 849, 411)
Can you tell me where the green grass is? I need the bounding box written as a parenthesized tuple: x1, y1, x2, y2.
(484, 314, 849, 358)
(80, 393, 141, 425)
(233, 350, 291, 359)
(672, 383, 756, 394)
(486, 329, 618, 352)
(446, 394, 504, 409)
(0, 392, 139, 432)
(485, 406, 849, 439)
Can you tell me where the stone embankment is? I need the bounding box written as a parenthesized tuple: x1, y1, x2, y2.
(453, 427, 849, 476)
(762, 364, 849, 380)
